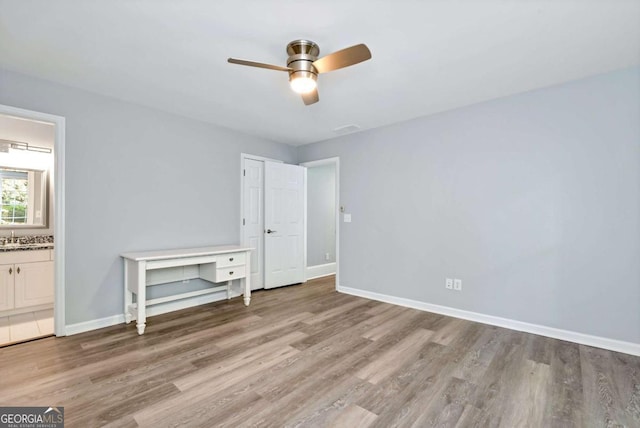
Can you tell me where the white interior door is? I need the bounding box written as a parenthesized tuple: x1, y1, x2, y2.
(264, 161, 306, 289)
(242, 158, 264, 290)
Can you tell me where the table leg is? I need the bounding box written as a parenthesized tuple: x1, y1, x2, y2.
(136, 260, 147, 335)
(124, 260, 132, 324)
(244, 251, 251, 306)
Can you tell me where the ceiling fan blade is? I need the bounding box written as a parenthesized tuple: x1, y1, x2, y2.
(227, 58, 292, 72)
(312, 44, 372, 73)
(302, 88, 319, 105)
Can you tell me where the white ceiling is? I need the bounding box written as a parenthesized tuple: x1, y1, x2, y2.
(1, 1, 638, 146)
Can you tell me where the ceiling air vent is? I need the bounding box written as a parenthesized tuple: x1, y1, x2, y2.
(333, 124, 361, 135)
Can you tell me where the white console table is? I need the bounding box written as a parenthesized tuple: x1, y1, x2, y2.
(121, 245, 252, 335)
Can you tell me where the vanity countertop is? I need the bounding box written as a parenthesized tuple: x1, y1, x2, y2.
(0, 243, 54, 252)
(0, 235, 54, 252)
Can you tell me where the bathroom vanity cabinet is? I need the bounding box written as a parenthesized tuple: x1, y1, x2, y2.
(0, 249, 54, 312)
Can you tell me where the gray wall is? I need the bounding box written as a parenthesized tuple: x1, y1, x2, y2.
(307, 164, 336, 266)
(298, 67, 640, 344)
(0, 68, 297, 325)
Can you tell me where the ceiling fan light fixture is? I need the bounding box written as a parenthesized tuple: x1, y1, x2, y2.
(228, 40, 372, 105)
(289, 72, 317, 94)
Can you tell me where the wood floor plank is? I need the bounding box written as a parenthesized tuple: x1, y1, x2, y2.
(363, 324, 484, 427)
(356, 341, 449, 417)
(356, 327, 433, 384)
(430, 317, 472, 346)
(496, 359, 552, 427)
(0, 274, 638, 427)
(461, 329, 528, 427)
(411, 376, 479, 427)
(135, 345, 299, 426)
(292, 309, 374, 350)
(253, 334, 373, 401)
(302, 299, 373, 325)
(271, 375, 373, 428)
(580, 344, 640, 427)
(360, 305, 417, 341)
(450, 325, 505, 384)
(215, 311, 313, 348)
(545, 339, 584, 427)
(175, 331, 306, 391)
(328, 403, 378, 428)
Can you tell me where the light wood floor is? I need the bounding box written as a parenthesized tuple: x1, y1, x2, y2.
(1, 276, 639, 427)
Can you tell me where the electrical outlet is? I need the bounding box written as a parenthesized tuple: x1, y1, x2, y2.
(325, 253, 330, 261)
(182, 279, 190, 284)
(454, 279, 462, 291)
(445, 278, 453, 290)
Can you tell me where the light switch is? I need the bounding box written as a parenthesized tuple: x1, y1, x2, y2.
(343, 213, 352, 223)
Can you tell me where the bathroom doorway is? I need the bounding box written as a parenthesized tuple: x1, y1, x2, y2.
(0, 105, 65, 345)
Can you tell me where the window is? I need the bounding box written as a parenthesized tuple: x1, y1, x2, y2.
(0, 170, 29, 224)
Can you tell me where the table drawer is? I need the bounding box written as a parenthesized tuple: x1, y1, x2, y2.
(216, 252, 246, 268)
(214, 266, 246, 282)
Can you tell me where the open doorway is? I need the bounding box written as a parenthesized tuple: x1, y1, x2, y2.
(300, 157, 339, 288)
(0, 104, 65, 345)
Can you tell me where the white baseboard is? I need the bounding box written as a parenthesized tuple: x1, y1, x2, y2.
(306, 262, 336, 280)
(337, 285, 640, 357)
(65, 314, 125, 335)
(65, 290, 239, 336)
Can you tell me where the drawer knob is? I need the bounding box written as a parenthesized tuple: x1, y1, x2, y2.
(229, 271, 234, 275)
(229, 257, 234, 262)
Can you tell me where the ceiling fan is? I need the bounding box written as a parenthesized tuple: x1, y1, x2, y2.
(228, 39, 372, 105)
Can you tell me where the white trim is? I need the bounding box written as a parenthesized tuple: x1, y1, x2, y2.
(0, 104, 66, 337)
(302, 167, 307, 283)
(240, 153, 284, 163)
(306, 263, 336, 280)
(66, 289, 241, 335)
(66, 314, 125, 336)
(337, 285, 640, 357)
(300, 157, 340, 289)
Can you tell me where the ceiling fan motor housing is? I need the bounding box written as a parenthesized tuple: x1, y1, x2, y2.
(286, 40, 319, 84)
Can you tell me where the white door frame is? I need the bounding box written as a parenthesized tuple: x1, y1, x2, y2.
(239, 153, 284, 289)
(299, 157, 340, 289)
(0, 104, 66, 336)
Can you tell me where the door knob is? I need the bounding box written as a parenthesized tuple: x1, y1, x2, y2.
(266, 229, 277, 234)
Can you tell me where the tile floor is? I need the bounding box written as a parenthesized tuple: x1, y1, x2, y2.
(0, 309, 53, 346)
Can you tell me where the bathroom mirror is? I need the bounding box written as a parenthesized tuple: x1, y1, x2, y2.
(0, 166, 48, 228)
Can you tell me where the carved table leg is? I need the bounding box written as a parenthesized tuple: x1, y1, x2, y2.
(124, 260, 133, 323)
(244, 252, 251, 306)
(136, 260, 147, 335)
